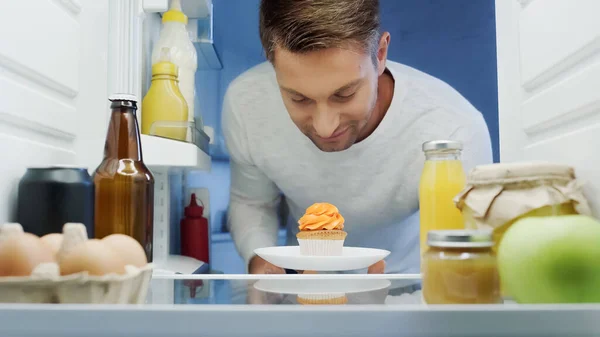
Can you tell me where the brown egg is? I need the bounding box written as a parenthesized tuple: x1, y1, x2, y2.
(40, 233, 63, 256)
(101, 234, 148, 268)
(59, 239, 126, 276)
(0, 232, 56, 277)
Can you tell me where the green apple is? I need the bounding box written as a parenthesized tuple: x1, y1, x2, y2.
(498, 215, 600, 303)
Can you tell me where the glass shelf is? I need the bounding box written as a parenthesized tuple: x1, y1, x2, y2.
(1, 274, 599, 337)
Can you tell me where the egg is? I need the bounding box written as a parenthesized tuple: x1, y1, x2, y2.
(59, 239, 126, 276)
(0, 231, 56, 277)
(101, 234, 148, 268)
(40, 233, 63, 256)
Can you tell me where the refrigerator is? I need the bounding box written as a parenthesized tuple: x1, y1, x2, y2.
(0, 0, 599, 335)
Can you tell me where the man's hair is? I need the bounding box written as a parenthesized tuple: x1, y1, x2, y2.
(259, 0, 381, 62)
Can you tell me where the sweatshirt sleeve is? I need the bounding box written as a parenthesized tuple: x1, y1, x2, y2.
(221, 85, 281, 268)
(448, 110, 494, 173)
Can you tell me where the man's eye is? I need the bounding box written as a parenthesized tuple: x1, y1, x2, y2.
(334, 92, 356, 100)
(292, 96, 309, 103)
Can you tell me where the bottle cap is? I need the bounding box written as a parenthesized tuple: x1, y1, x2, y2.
(109, 93, 138, 102)
(184, 193, 204, 218)
(152, 61, 178, 77)
(422, 140, 462, 153)
(162, 0, 188, 25)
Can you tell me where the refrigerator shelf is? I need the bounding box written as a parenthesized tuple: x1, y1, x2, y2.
(141, 134, 211, 171)
(0, 302, 598, 337)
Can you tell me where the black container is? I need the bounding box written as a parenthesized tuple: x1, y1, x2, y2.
(17, 166, 94, 237)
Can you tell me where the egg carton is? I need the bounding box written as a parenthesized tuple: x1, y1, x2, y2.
(0, 262, 153, 304)
(0, 222, 153, 304)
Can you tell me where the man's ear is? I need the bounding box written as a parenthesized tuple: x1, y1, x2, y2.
(376, 32, 391, 75)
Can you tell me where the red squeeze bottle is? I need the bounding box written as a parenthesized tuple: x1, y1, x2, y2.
(180, 193, 210, 264)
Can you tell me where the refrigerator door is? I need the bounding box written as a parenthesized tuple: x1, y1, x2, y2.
(496, 0, 600, 215)
(0, 0, 109, 222)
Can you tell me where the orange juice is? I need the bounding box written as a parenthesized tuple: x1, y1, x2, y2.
(419, 141, 466, 255)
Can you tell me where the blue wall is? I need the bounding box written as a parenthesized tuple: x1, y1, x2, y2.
(382, 0, 499, 162)
(192, 0, 499, 271)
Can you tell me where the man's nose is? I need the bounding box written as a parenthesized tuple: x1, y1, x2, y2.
(313, 104, 340, 138)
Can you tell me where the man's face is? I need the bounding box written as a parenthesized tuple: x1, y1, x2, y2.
(273, 47, 380, 152)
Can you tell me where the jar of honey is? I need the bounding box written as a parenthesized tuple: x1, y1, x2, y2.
(422, 230, 501, 304)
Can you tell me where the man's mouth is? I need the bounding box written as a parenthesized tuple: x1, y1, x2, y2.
(318, 126, 350, 141)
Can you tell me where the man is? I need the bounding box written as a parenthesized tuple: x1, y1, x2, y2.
(222, 0, 493, 274)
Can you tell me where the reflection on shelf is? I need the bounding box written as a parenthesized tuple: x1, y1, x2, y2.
(148, 120, 210, 152)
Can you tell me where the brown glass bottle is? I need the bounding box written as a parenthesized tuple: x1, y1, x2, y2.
(93, 94, 154, 262)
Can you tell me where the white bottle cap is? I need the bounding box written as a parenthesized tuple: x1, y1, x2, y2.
(109, 93, 138, 102)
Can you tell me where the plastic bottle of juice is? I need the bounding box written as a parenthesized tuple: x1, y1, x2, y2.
(142, 48, 188, 141)
(418, 140, 466, 255)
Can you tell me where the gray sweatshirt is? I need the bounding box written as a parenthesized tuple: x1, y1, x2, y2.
(222, 61, 493, 273)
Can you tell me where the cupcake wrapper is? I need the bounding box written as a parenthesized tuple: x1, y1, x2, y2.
(297, 239, 345, 256)
(297, 293, 346, 301)
(297, 293, 348, 304)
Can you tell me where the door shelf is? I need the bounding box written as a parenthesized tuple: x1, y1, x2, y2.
(141, 134, 211, 171)
(180, 0, 211, 19)
(187, 1, 221, 70)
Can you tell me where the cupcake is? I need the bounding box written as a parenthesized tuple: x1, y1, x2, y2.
(297, 202, 347, 256)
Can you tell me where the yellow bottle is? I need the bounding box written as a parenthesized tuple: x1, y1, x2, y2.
(142, 48, 188, 141)
(418, 140, 466, 256)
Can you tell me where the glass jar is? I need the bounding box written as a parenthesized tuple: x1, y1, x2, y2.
(454, 162, 591, 253)
(422, 230, 501, 304)
(418, 140, 466, 256)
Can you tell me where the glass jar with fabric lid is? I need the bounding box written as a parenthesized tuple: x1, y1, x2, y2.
(454, 162, 592, 253)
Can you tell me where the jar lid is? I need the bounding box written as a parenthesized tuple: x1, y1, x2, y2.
(109, 93, 138, 103)
(466, 162, 575, 185)
(427, 230, 493, 248)
(422, 140, 462, 153)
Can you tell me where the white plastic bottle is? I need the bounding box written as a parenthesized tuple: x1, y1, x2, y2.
(151, 0, 198, 141)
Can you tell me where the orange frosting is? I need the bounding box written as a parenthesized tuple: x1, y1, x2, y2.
(298, 203, 345, 231)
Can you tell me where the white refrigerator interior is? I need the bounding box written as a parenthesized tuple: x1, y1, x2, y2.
(0, 0, 109, 222)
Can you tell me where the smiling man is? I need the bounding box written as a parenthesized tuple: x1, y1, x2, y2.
(222, 0, 493, 274)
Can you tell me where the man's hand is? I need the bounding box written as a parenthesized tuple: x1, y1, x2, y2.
(368, 260, 386, 274)
(249, 255, 285, 274)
